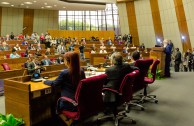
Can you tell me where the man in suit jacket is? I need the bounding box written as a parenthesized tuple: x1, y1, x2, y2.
(174, 48, 182, 72)
(104, 52, 138, 103)
(41, 55, 53, 66)
(0, 43, 9, 51)
(27, 57, 42, 75)
(56, 55, 64, 64)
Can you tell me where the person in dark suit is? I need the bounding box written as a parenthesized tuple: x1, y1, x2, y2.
(43, 52, 86, 112)
(41, 55, 53, 66)
(104, 52, 138, 103)
(129, 51, 140, 66)
(163, 40, 173, 77)
(56, 55, 64, 64)
(27, 57, 43, 75)
(174, 48, 182, 72)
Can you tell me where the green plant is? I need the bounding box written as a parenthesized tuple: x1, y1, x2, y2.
(0, 113, 24, 126)
(148, 69, 162, 80)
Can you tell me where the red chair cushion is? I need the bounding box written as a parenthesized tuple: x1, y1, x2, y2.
(144, 77, 153, 83)
(62, 111, 78, 120)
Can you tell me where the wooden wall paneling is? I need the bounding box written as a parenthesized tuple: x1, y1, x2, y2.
(150, 0, 164, 42)
(174, 0, 192, 51)
(23, 9, 34, 36)
(0, 7, 2, 36)
(126, 2, 139, 46)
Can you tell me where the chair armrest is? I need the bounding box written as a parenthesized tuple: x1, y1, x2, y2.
(102, 88, 120, 95)
(59, 96, 78, 106)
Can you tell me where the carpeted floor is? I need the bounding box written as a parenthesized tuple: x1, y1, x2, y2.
(1, 71, 194, 126)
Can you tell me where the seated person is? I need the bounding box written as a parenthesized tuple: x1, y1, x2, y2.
(139, 43, 145, 49)
(56, 55, 64, 64)
(68, 42, 75, 51)
(34, 49, 42, 57)
(22, 40, 28, 45)
(10, 49, 20, 59)
(106, 37, 112, 45)
(129, 51, 140, 66)
(36, 43, 42, 50)
(91, 48, 96, 54)
(45, 48, 52, 55)
(24, 49, 31, 57)
(126, 52, 132, 60)
(41, 55, 53, 66)
(27, 56, 44, 75)
(13, 43, 21, 51)
(0, 43, 9, 51)
(100, 43, 106, 50)
(110, 44, 116, 51)
(43, 52, 86, 112)
(99, 48, 107, 54)
(28, 44, 36, 50)
(123, 46, 129, 53)
(104, 52, 138, 104)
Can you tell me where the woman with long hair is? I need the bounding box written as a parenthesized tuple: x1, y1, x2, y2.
(43, 51, 85, 111)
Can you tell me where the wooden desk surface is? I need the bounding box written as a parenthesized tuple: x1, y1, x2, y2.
(24, 70, 106, 92)
(23, 77, 56, 92)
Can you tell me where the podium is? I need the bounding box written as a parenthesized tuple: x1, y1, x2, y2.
(150, 47, 165, 77)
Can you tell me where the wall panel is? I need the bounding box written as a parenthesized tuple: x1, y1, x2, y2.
(158, 0, 182, 51)
(126, 1, 139, 46)
(33, 10, 58, 35)
(174, 0, 191, 51)
(183, 0, 194, 49)
(117, 3, 130, 35)
(134, 0, 155, 48)
(0, 7, 2, 35)
(1, 8, 24, 36)
(23, 9, 34, 36)
(150, 0, 164, 45)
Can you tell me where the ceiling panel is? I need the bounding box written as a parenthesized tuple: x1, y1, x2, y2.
(0, 0, 116, 10)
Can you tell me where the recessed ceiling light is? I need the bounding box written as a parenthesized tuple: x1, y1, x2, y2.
(21, 3, 24, 5)
(24, 2, 33, 5)
(54, 5, 57, 7)
(63, 7, 66, 8)
(45, 6, 52, 8)
(41, 7, 44, 9)
(11, 5, 14, 7)
(1, 2, 10, 4)
(33, 1, 37, 2)
(44, 3, 47, 5)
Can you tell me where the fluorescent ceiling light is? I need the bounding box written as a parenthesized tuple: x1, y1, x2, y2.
(24, 2, 33, 5)
(45, 6, 52, 8)
(1, 2, 10, 4)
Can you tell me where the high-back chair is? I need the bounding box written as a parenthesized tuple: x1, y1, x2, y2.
(57, 74, 107, 126)
(143, 59, 160, 103)
(101, 70, 140, 126)
(130, 58, 153, 110)
(1, 63, 11, 71)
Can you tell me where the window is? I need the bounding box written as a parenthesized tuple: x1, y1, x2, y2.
(58, 4, 120, 35)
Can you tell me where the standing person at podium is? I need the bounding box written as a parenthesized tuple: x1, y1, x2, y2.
(43, 52, 86, 112)
(163, 40, 173, 77)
